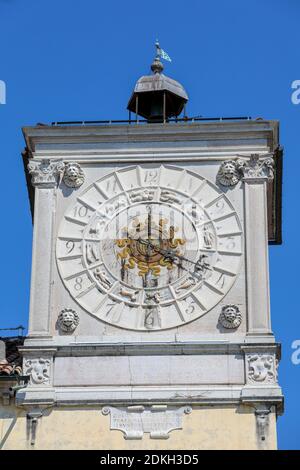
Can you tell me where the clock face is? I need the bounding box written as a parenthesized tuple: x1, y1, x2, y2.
(56, 165, 242, 331)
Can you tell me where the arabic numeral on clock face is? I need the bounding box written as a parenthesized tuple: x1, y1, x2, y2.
(105, 302, 121, 323)
(184, 298, 196, 315)
(105, 302, 115, 317)
(144, 170, 158, 184)
(66, 240, 75, 254)
(73, 205, 88, 218)
(74, 277, 83, 291)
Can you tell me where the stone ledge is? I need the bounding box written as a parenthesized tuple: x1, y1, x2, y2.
(15, 384, 283, 412)
(19, 341, 280, 357)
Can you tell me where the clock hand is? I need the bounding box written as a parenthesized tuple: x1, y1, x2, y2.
(137, 238, 209, 281)
(138, 237, 186, 263)
(146, 240, 204, 268)
(147, 205, 152, 239)
(145, 205, 152, 262)
(138, 238, 210, 271)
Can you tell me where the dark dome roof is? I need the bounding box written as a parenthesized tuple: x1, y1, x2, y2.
(127, 55, 188, 121)
(131, 73, 188, 101)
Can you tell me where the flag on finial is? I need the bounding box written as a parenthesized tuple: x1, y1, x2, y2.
(155, 40, 172, 62)
(160, 48, 172, 62)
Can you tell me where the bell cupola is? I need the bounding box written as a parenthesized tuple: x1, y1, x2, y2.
(127, 41, 188, 123)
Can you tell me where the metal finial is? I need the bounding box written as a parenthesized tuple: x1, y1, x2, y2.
(155, 40, 161, 59)
(151, 39, 164, 74)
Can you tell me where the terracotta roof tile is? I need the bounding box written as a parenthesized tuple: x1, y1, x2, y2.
(0, 337, 24, 376)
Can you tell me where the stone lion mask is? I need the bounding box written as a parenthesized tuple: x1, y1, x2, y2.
(58, 308, 79, 333)
(63, 162, 85, 188)
(219, 305, 242, 329)
(217, 160, 240, 187)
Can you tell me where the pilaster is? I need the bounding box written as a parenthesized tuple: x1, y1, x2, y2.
(239, 154, 274, 339)
(27, 159, 64, 338)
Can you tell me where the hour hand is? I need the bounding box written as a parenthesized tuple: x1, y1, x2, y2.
(138, 238, 177, 261)
(145, 241, 177, 260)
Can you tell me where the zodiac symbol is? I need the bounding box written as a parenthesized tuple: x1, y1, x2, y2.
(120, 288, 139, 302)
(94, 268, 112, 290)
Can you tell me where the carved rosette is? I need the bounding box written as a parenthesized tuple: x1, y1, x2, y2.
(28, 159, 65, 188)
(245, 353, 278, 385)
(24, 358, 51, 386)
(237, 153, 274, 181)
(102, 405, 192, 440)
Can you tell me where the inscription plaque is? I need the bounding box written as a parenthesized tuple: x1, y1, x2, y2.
(102, 405, 192, 439)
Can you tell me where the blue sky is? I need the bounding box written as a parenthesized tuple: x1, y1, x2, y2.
(0, 0, 299, 449)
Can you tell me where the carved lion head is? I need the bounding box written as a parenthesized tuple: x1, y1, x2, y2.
(219, 304, 242, 329)
(58, 308, 79, 332)
(63, 162, 85, 188)
(217, 160, 240, 187)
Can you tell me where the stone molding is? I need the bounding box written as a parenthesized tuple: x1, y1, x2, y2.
(23, 120, 279, 150)
(20, 341, 281, 356)
(15, 385, 284, 415)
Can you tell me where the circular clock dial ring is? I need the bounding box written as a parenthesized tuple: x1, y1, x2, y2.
(97, 202, 202, 295)
(56, 165, 243, 331)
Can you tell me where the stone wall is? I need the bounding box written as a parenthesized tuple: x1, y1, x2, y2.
(0, 404, 277, 450)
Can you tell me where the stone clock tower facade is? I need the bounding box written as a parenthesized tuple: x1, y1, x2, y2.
(3, 55, 283, 449)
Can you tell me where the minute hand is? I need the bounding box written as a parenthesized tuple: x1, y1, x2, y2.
(139, 238, 204, 268)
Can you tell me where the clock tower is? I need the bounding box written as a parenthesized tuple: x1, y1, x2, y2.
(11, 49, 283, 450)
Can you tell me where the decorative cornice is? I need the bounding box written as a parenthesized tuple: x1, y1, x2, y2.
(22, 120, 279, 153)
(27, 159, 64, 188)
